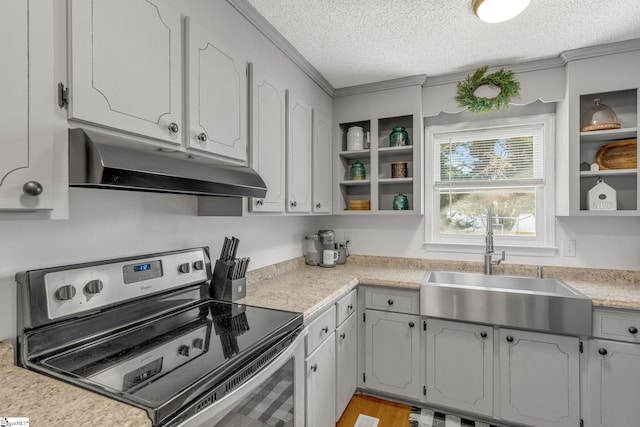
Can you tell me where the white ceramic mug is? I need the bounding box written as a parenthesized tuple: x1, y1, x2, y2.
(322, 249, 339, 266)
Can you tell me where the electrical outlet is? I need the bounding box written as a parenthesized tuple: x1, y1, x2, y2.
(344, 232, 353, 246)
(561, 239, 576, 257)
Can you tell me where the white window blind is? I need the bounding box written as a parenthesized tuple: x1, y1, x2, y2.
(434, 124, 544, 187)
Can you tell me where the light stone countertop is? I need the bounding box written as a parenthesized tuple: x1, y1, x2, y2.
(2, 255, 637, 425)
(242, 256, 640, 321)
(0, 340, 152, 427)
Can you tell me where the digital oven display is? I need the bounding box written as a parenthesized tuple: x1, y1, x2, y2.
(123, 260, 163, 284)
(133, 263, 151, 272)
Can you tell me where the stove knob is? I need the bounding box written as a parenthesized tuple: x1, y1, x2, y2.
(192, 338, 204, 349)
(193, 260, 204, 271)
(54, 285, 76, 301)
(178, 345, 190, 357)
(178, 263, 191, 274)
(84, 279, 104, 295)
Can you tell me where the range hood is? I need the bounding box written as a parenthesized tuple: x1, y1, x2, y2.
(69, 128, 267, 199)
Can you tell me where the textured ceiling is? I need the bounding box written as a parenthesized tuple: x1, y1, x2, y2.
(245, 0, 640, 88)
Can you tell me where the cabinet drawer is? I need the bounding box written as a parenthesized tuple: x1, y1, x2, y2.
(593, 308, 640, 343)
(364, 287, 419, 315)
(306, 305, 336, 355)
(336, 289, 357, 326)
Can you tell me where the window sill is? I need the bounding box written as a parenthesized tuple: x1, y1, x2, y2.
(423, 242, 557, 257)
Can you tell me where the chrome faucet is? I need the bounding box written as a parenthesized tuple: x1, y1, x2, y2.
(484, 205, 505, 275)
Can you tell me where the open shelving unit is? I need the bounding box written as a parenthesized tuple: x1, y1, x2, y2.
(578, 88, 638, 215)
(336, 114, 422, 214)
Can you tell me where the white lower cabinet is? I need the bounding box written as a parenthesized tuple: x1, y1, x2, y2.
(499, 328, 580, 427)
(306, 331, 336, 427)
(588, 338, 640, 427)
(425, 318, 493, 417)
(363, 309, 420, 400)
(335, 312, 357, 421)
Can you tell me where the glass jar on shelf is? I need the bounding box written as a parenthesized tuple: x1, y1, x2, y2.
(580, 98, 621, 132)
(390, 125, 410, 146)
(349, 161, 366, 180)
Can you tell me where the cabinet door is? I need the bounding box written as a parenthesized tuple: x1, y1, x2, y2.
(186, 18, 247, 162)
(286, 92, 312, 213)
(499, 329, 580, 427)
(312, 110, 332, 213)
(588, 339, 640, 427)
(306, 334, 336, 427)
(364, 310, 420, 400)
(68, 0, 182, 144)
(335, 313, 357, 422)
(425, 319, 493, 417)
(0, 0, 54, 210)
(249, 65, 286, 212)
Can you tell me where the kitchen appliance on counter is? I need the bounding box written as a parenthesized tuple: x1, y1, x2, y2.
(16, 247, 305, 427)
(304, 230, 348, 266)
(304, 234, 321, 266)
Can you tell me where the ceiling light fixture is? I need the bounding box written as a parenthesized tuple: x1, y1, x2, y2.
(472, 0, 531, 24)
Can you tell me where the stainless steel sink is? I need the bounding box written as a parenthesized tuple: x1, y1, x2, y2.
(420, 271, 592, 335)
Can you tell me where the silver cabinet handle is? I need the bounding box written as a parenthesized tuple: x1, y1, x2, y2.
(256, 199, 264, 206)
(290, 201, 297, 208)
(506, 336, 514, 343)
(598, 348, 608, 356)
(316, 202, 321, 209)
(197, 132, 207, 142)
(321, 326, 329, 333)
(480, 331, 488, 338)
(629, 326, 638, 335)
(347, 304, 353, 311)
(168, 122, 179, 133)
(23, 181, 43, 196)
(340, 332, 346, 340)
(310, 363, 318, 372)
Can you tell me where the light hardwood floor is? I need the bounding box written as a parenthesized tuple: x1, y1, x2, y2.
(336, 394, 412, 427)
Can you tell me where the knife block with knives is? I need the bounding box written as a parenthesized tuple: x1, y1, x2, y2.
(211, 236, 250, 302)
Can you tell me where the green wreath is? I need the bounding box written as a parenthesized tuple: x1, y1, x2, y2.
(455, 66, 520, 114)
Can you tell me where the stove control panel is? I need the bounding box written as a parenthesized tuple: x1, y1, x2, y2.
(44, 249, 209, 320)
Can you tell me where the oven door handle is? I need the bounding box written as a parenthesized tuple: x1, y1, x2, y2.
(175, 327, 308, 427)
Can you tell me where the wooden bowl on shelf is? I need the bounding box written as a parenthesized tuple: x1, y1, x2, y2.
(596, 139, 637, 170)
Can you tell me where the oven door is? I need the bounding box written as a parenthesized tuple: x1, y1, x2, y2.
(174, 328, 306, 427)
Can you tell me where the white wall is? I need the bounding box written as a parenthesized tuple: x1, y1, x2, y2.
(0, 189, 318, 340)
(318, 215, 640, 270)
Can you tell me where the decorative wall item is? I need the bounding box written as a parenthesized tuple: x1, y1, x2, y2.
(587, 179, 617, 211)
(455, 66, 520, 113)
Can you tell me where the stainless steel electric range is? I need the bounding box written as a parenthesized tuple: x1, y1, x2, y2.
(16, 247, 306, 426)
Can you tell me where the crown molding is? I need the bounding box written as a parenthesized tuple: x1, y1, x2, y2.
(424, 56, 566, 87)
(424, 38, 640, 88)
(226, 0, 335, 96)
(333, 75, 427, 98)
(560, 38, 640, 62)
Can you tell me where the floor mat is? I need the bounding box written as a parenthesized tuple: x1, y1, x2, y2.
(409, 407, 495, 427)
(354, 413, 380, 427)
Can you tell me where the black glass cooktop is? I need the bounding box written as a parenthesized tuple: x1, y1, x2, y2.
(39, 299, 302, 408)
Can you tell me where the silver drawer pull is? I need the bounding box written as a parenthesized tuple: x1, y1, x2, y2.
(310, 363, 318, 372)
(321, 326, 329, 333)
(629, 326, 638, 335)
(168, 122, 179, 133)
(340, 332, 346, 340)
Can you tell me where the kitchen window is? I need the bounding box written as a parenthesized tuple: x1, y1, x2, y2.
(424, 114, 556, 255)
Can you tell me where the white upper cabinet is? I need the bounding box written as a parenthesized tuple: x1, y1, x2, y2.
(68, 0, 183, 145)
(286, 91, 312, 213)
(0, 0, 54, 210)
(186, 18, 247, 162)
(249, 64, 286, 212)
(312, 110, 332, 213)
